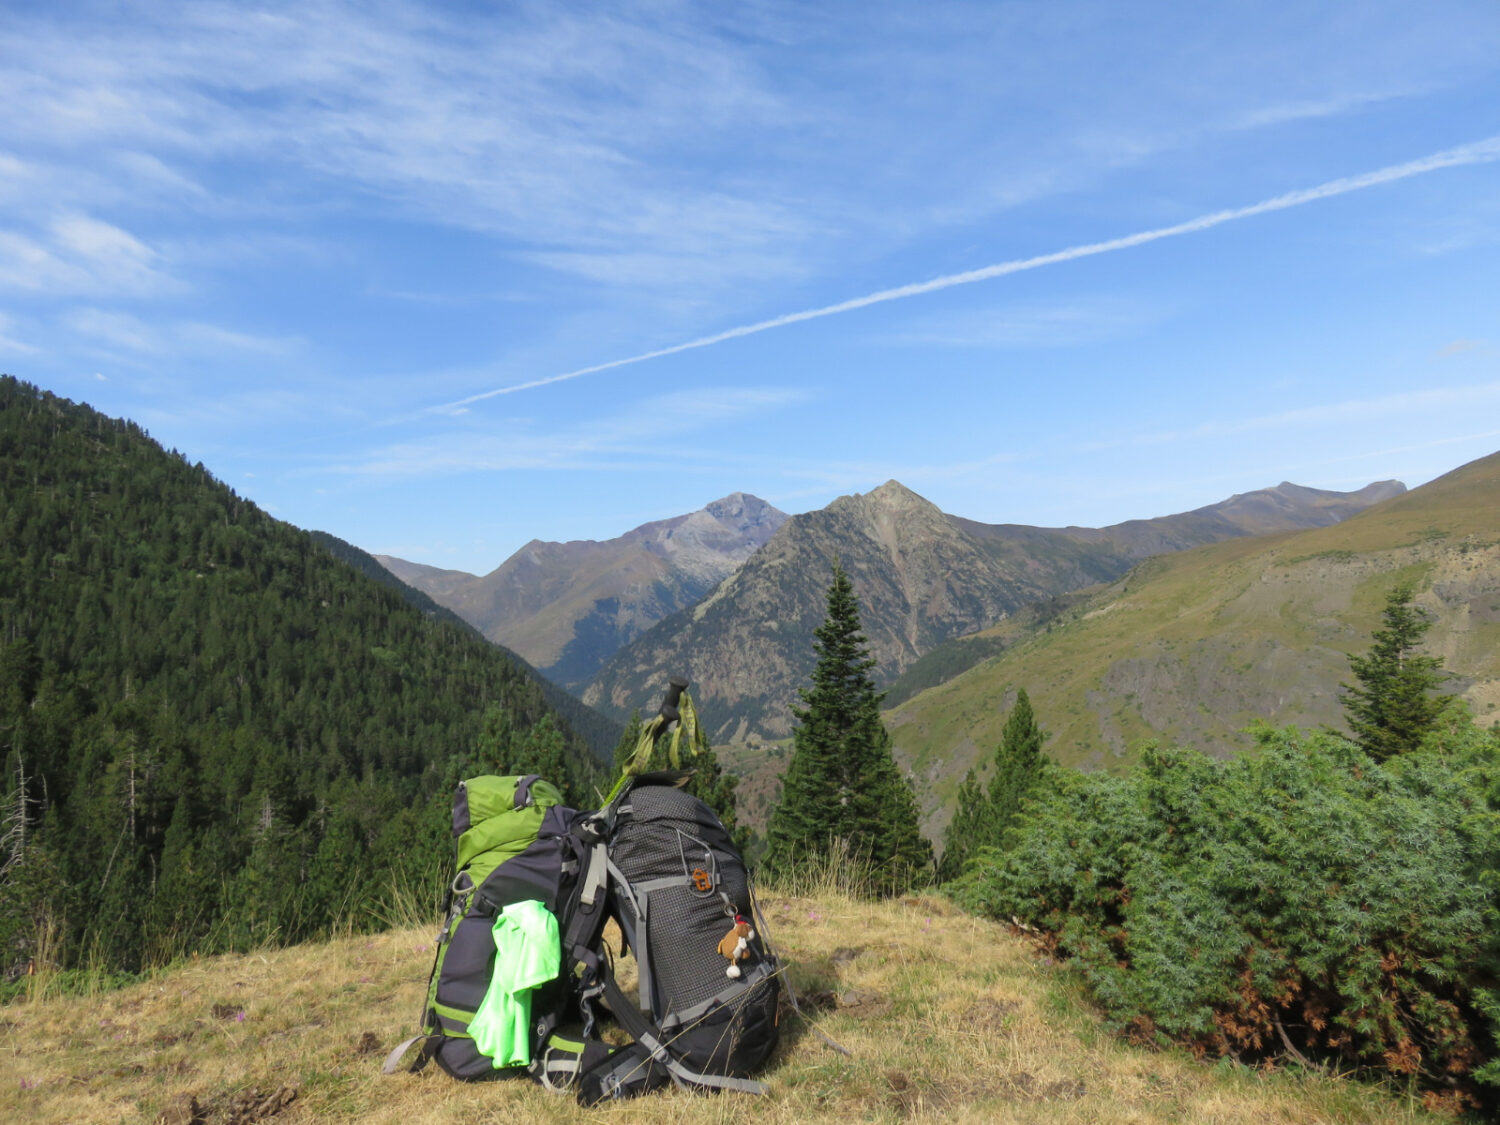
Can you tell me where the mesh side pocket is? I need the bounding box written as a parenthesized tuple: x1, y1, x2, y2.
(647, 882, 742, 1016)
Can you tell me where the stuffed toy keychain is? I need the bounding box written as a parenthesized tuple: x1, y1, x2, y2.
(717, 915, 756, 978)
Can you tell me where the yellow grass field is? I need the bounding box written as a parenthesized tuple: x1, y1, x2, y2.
(0, 892, 1449, 1125)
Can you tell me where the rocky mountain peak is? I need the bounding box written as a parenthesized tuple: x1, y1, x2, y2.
(704, 491, 782, 527)
(654, 494, 787, 582)
(585, 473, 1410, 745)
(825, 479, 942, 525)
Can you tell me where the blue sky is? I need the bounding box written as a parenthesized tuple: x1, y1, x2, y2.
(3, 1, 1498, 574)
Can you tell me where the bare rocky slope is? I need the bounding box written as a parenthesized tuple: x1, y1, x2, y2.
(583, 477, 1403, 743)
(379, 493, 785, 689)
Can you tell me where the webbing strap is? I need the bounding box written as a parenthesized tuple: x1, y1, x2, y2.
(535, 1043, 583, 1092)
(579, 843, 608, 908)
(635, 889, 652, 1013)
(661, 1059, 767, 1094)
(632, 874, 694, 895)
(514, 773, 541, 809)
(661, 959, 775, 1030)
(564, 842, 609, 963)
(538, 1035, 613, 1095)
(380, 1034, 437, 1075)
(600, 968, 767, 1096)
(606, 859, 643, 916)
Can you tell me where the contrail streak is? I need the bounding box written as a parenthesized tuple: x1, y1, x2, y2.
(437, 136, 1500, 411)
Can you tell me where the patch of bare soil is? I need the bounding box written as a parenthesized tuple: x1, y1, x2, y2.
(154, 1084, 297, 1125)
(883, 1068, 1087, 1117)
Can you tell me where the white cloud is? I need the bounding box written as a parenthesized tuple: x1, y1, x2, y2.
(0, 2, 820, 294)
(175, 322, 297, 355)
(7, 1, 1474, 307)
(1231, 87, 1425, 131)
(65, 307, 156, 351)
(437, 135, 1500, 408)
(0, 311, 39, 354)
(63, 306, 296, 356)
(0, 214, 175, 296)
(1437, 338, 1486, 357)
(333, 384, 810, 479)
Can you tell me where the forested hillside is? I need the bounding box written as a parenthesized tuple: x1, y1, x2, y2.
(312, 530, 620, 759)
(0, 377, 606, 975)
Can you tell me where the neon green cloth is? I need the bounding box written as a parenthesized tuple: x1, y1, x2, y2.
(468, 899, 560, 1068)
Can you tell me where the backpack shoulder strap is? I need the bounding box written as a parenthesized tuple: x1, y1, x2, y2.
(559, 815, 613, 1033)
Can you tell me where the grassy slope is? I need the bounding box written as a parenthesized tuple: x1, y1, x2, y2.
(0, 892, 1444, 1125)
(888, 451, 1500, 839)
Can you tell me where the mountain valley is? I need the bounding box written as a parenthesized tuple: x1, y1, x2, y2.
(379, 493, 786, 689)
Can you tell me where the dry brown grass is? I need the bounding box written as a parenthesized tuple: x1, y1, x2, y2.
(0, 893, 1448, 1125)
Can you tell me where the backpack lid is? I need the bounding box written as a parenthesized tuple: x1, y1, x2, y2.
(454, 774, 560, 835)
(452, 775, 564, 873)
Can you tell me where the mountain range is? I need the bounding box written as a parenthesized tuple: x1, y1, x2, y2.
(580, 477, 1403, 743)
(379, 492, 786, 690)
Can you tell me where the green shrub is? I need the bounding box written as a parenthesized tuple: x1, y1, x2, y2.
(953, 726, 1500, 1109)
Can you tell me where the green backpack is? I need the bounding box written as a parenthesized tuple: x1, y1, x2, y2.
(384, 774, 604, 1084)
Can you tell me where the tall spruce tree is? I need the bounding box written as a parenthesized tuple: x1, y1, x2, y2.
(985, 687, 1045, 844)
(1341, 582, 1451, 760)
(937, 687, 1046, 882)
(762, 562, 931, 894)
(473, 707, 577, 802)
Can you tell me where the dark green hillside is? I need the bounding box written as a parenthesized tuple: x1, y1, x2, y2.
(310, 530, 620, 760)
(0, 376, 601, 974)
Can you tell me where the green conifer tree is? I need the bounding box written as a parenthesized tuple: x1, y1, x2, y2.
(937, 768, 986, 883)
(513, 714, 573, 801)
(937, 688, 1045, 882)
(1341, 582, 1452, 760)
(762, 562, 932, 894)
(983, 687, 1045, 848)
(473, 707, 576, 800)
(473, 703, 517, 773)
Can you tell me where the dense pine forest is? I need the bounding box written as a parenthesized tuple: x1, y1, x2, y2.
(0, 376, 610, 975)
(307, 528, 622, 761)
